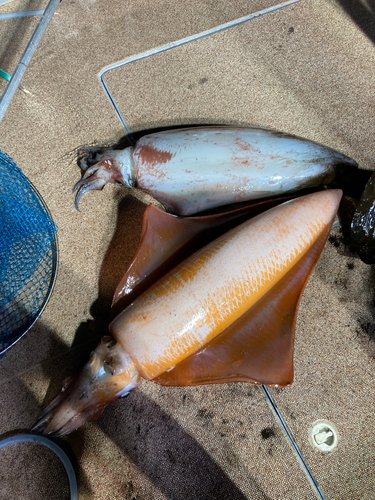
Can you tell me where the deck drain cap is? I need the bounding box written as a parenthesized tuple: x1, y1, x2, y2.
(310, 421, 338, 452)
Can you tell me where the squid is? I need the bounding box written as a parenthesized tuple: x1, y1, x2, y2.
(33, 189, 342, 437)
(74, 126, 355, 213)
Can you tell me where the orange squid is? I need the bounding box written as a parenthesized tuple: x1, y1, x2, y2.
(33, 189, 342, 437)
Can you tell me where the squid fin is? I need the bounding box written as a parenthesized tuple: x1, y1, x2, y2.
(153, 223, 332, 388)
(112, 196, 296, 317)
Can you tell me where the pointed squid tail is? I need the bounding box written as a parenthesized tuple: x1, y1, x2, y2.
(32, 337, 141, 438)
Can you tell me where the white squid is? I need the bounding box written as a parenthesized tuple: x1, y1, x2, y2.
(74, 126, 355, 213)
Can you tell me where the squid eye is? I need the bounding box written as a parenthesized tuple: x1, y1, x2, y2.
(115, 180, 123, 186)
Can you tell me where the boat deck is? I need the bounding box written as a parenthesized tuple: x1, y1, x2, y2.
(1, 1, 374, 498)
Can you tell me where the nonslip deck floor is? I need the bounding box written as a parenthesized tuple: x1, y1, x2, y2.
(1, 0, 375, 498)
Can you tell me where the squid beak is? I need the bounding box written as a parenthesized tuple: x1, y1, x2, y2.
(32, 337, 140, 438)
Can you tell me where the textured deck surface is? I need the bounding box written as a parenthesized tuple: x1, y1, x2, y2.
(1, 0, 375, 499)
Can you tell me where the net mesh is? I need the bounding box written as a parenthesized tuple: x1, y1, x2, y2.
(0, 150, 58, 355)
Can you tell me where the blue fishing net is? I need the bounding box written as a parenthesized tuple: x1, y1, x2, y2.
(0, 150, 58, 356)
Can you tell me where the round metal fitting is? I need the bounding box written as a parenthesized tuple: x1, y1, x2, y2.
(310, 421, 338, 452)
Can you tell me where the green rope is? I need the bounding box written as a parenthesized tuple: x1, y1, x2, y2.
(0, 69, 11, 82)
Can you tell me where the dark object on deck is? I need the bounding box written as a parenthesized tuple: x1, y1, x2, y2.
(351, 172, 375, 264)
